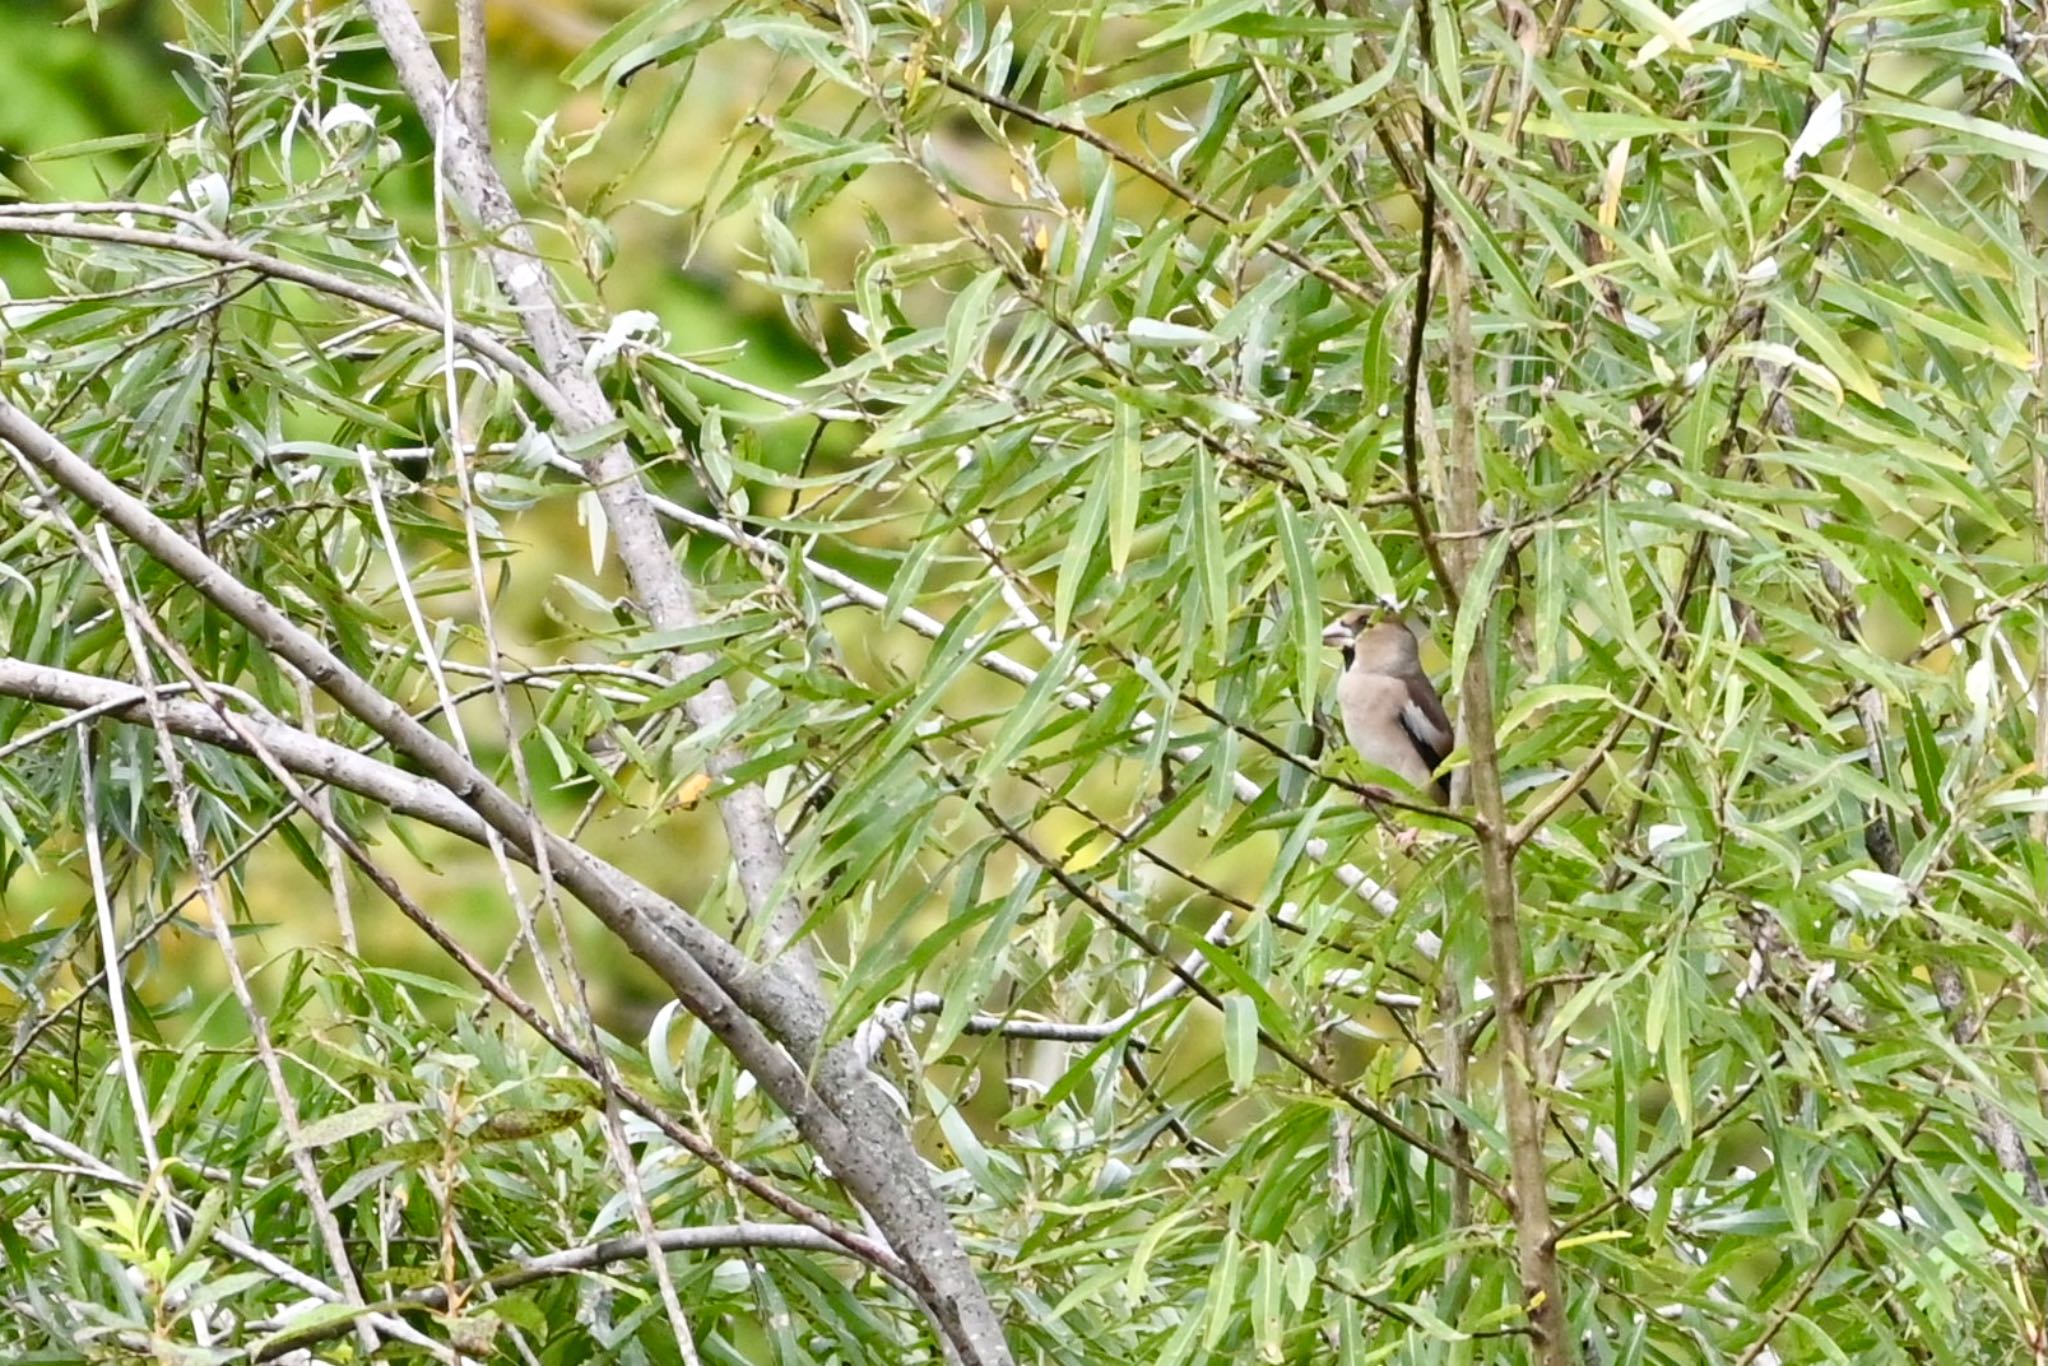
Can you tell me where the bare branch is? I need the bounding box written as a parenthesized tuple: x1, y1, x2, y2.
(852, 911, 1234, 1068)
(454, 0, 490, 148)
(1397, 75, 1460, 613)
(0, 658, 496, 844)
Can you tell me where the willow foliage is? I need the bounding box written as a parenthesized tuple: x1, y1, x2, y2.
(3, 0, 2048, 1361)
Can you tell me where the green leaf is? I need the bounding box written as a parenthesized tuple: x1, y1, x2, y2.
(1129, 317, 1219, 349)
(1109, 402, 1143, 575)
(1141, 0, 1267, 49)
(1273, 494, 1321, 716)
(1862, 93, 2048, 171)
(1203, 1228, 1244, 1349)
(1769, 294, 1883, 404)
(1224, 994, 1257, 1092)
(1904, 696, 1945, 817)
(1331, 510, 1399, 605)
(560, 0, 694, 87)
(1808, 174, 2010, 279)
(293, 1102, 417, 1151)
(1191, 443, 1231, 655)
(1447, 530, 1514, 692)
(973, 639, 1080, 787)
(1055, 461, 1113, 639)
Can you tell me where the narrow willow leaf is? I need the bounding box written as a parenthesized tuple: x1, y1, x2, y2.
(293, 1101, 418, 1151)
(1191, 443, 1230, 655)
(932, 1084, 1022, 1205)
(1203, 1229, 1243, 1349)
(1822, 271, 2035, 366)
(1224, 994, 1257, 1092)
(874, 523, 942, 627)
(1273, 494, 1320, 716)
(1905, 696, 1945, 817)
(944, 268, 1005, 380)
(1285, 1251, 1314, 1312)
(1331, 511, 1399, 606)
(1253, 1242, 1283, 1361)
(1129, 317, 1219, 349)
(1073, 168, 1117, 303)
(1447, 530, 1515, 691)
(1055, 462, 1114, 639)
(1109, 403, 1142, 575)
(1125, 1208, 1196, 1302)
(1809, 173, 2010, 279)
(1769, 294, 1883, 404)
(972, 638, 1079, 787)
(931, 869, 1040, 1057)
(1289, 16, 1406, 123)
(1427, 166, 1541, 320)
(1140, 0, 1266, 48)
(561, 0, 693, 87)
(1358, 292, 1396, 418)
(1189, 937, 1295, 1044)
(1861, 93, 2048, 171)
(1663, 965, 1692, 1129)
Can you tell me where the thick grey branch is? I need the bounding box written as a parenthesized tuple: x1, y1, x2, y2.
(353, 8, 1015, 1358)
(0, 659, 495, 845)
(0, 395, 875, 1256)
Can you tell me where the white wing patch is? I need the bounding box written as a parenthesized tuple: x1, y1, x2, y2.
(1401, 700, 1452, 754)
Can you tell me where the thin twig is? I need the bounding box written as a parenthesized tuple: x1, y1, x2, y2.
(965, 784, 1507, 1204)
(1732, 1105, 1934, 1366)
(1397, 48, 1460, 613)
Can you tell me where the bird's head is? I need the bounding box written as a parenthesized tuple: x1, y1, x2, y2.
(1321, 608, 1419, 673)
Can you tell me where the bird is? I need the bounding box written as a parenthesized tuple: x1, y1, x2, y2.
(1321, 610, 1453, 805)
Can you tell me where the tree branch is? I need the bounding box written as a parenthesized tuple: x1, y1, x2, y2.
(1397, 47, 1460, 614)
(967, 785, 1508, 1204)
(1434, 240, 1570, 1359)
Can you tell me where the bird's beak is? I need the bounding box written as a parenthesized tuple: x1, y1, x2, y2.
(1320, 619, 1354, 648)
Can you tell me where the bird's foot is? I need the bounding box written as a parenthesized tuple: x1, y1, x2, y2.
(1357, 788, 1422, 855)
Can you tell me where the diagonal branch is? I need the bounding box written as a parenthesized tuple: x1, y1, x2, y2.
(964, 781, 1508, 1204)
(0, 661, 904, 1278)
(0, 394, 943, 1297)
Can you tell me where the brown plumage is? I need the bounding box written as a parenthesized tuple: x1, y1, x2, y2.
(1321, 611, 1453, 803)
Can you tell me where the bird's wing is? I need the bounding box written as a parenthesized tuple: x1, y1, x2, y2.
(1339, 674, 1446, 800)
(1397, 675, 1454, 773)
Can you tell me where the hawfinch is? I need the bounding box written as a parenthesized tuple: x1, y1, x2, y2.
(1321, 611, 1452, 804)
